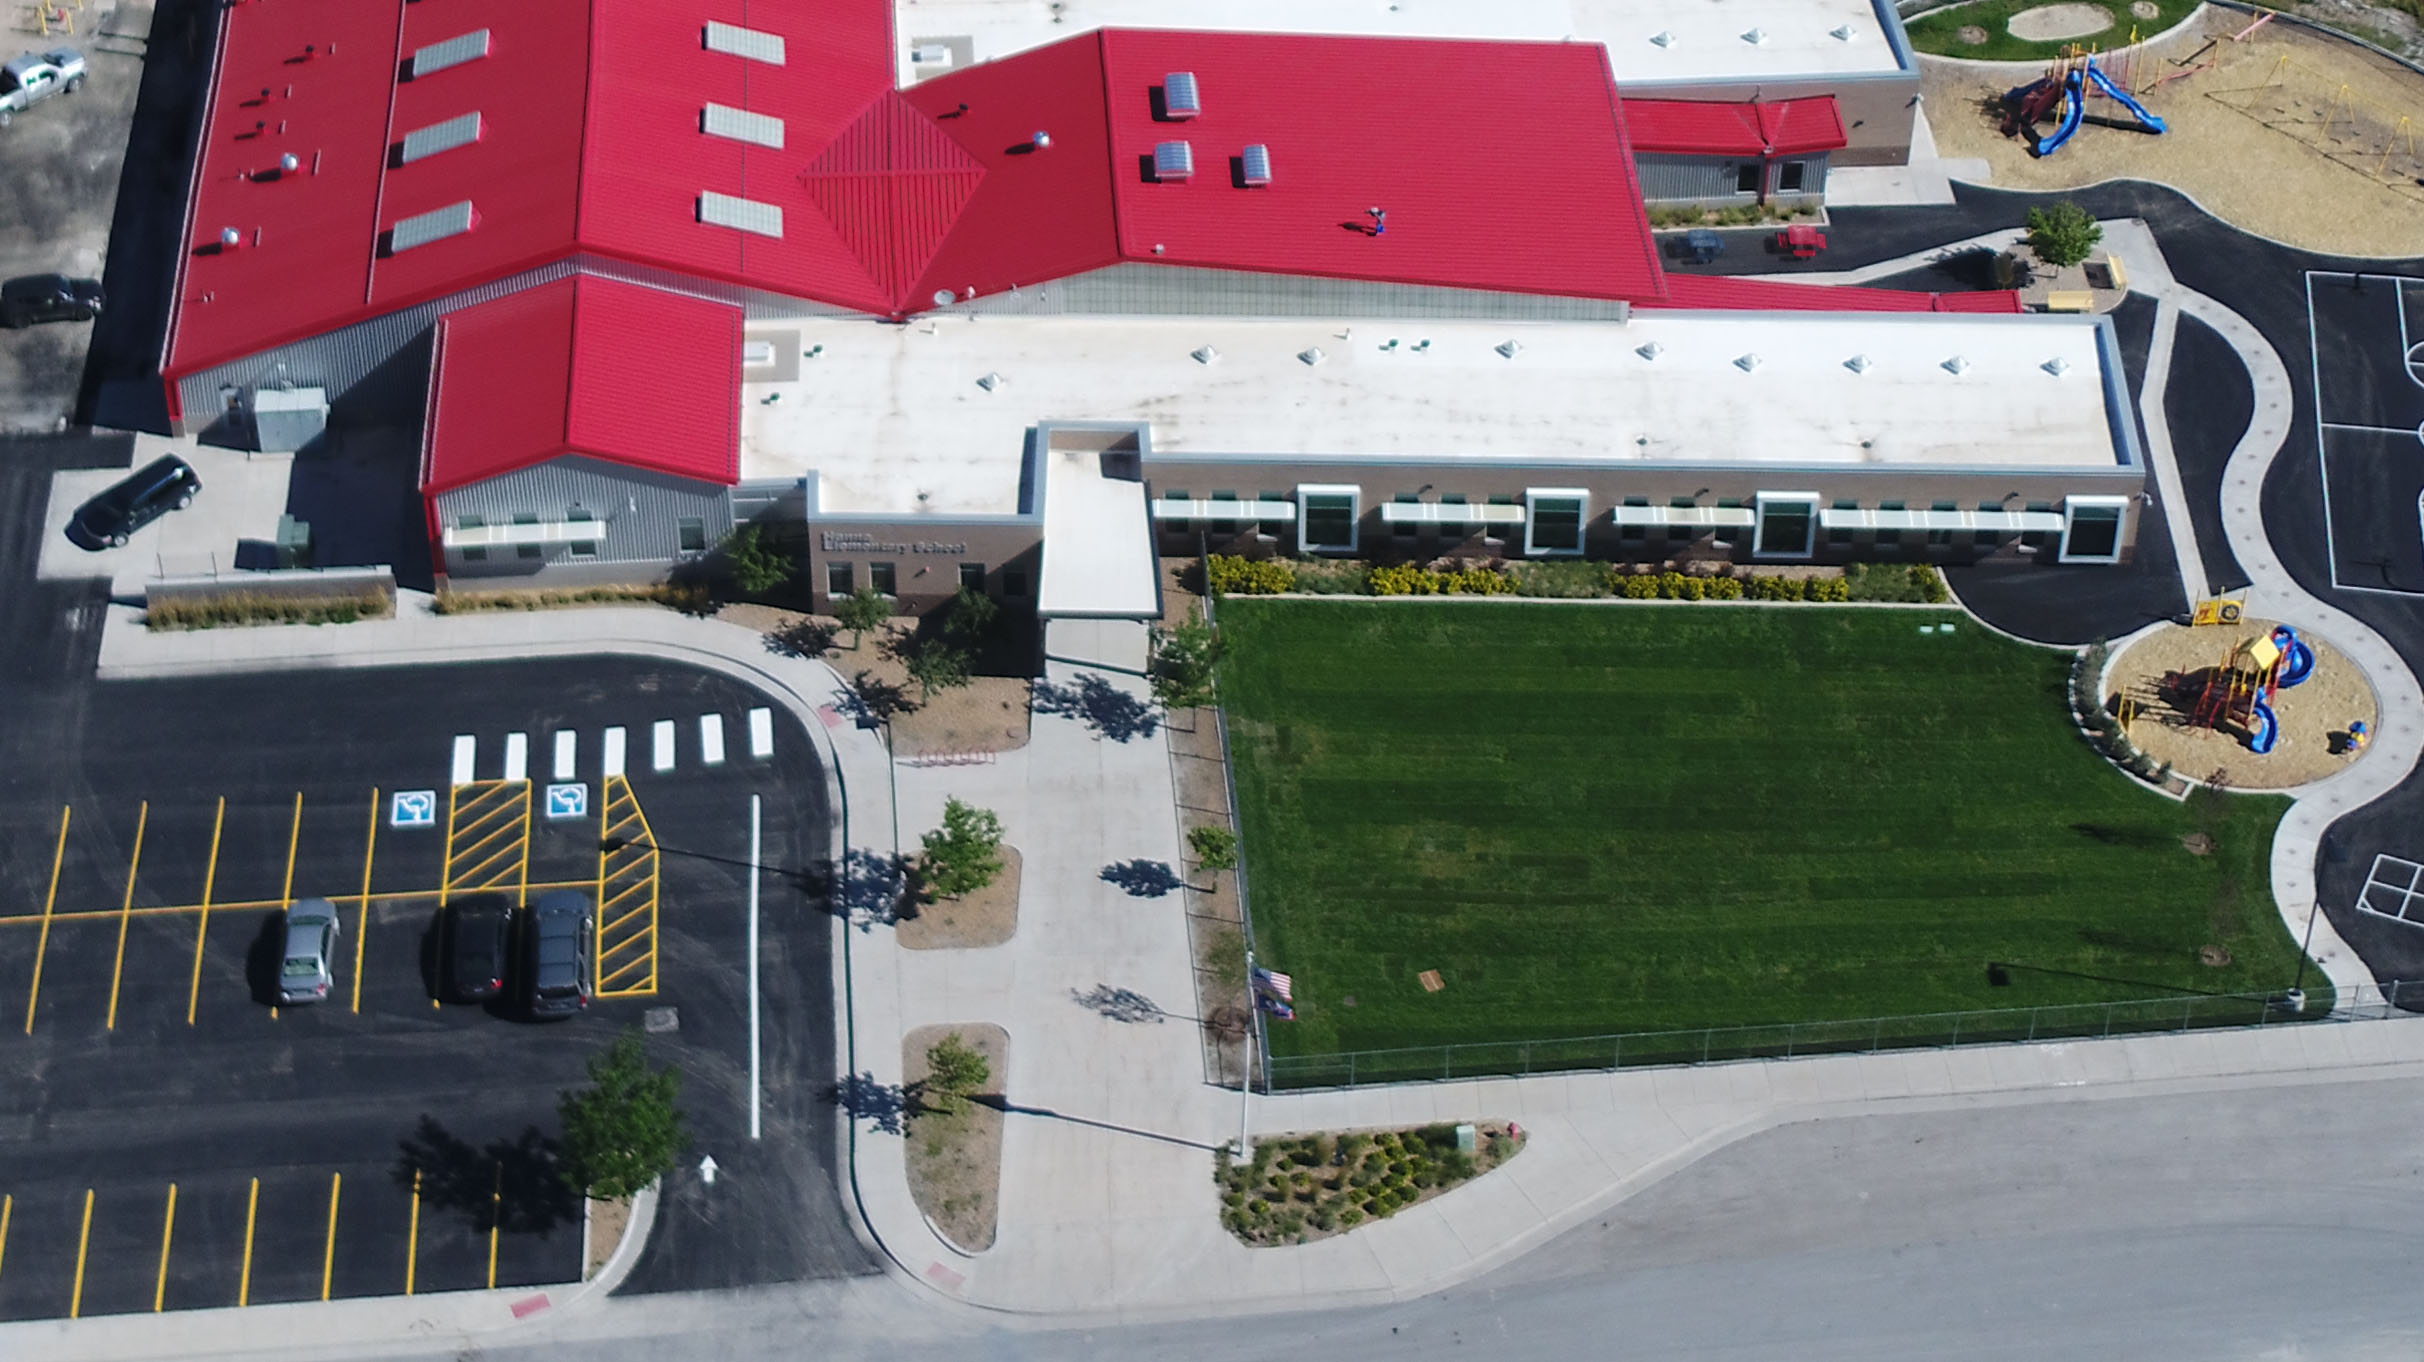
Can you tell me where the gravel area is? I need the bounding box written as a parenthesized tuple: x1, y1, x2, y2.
(2111, 620, 2380, 789)
(898, 847, 1020, 949)
(1923, 10, 2424, 256)
(903, 1024, 1007, 1253)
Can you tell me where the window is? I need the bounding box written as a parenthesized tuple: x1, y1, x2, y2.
(1002, 569, 1028, 596)
(2020, 501, 2054, 550)
(1259, 491, 1289, 537)
(2059, 496, 2128, 563)
(1974, 501, 2005, 551)
(677, 518, 708, 553)
(568, 508, 598, 557)
(1666, 496, 1697, 543)
(1160, 489, 1191, 533)
(1297, 484, 1359, 554)
(1828, 499, 1858, 546)
(1779, 161, 1807, 193)
(455, 515, 486, 563)
(827, 561, 853, 597)
(869, 561, 897, 595)
(1438, 493, 1469, 541)
(1735, 162, 1762, 195)
(1619, 496, 1648, 543)
(1210, 490, 1240, 536)
(959, 562, 986, 591)
(1928, 501, 1958, 547)
(1483, 495, 1516, 545)
(1525, 490, 1587, 556)
(1716, 498, 1745, 546)
(1393, 493, 1421, 540)
(516, 543, 542, 560)
(1754, 493, 1818, 559)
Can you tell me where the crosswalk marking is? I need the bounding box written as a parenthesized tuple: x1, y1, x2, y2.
(748, 707, 773, 759)
(651, 720, 676, 772)
(602, 727, 627, 778)
(450, 711, 780, 783)
(450, 735, 476, 788)
(502, 732, 529, 783)
(699, 713, 726, 766)
(553, 731, 577, 781)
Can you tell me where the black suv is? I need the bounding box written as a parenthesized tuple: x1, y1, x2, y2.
(1, 274, 103, 328)
(68, 455, 201, 549)
(519, 891, 592, 1019)
(440, 894, 513, 1003)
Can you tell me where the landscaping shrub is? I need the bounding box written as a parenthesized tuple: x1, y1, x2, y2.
(1290, 560, 1370, 595)
(1207, 555, 1296, 596)
(1843, 562, 1948, 604)
(1213, 1124, 1522, 1246)
(432, 582, 708, 616)
(145, 590, 391, 630)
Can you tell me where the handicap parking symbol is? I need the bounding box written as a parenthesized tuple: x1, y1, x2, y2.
(545, 782, 589, 821)
(390, 790, 437, 829)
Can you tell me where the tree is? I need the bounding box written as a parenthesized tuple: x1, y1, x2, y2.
(921, 1032, 991, 1114)
(557, 1032, 687, 1201)
(919, 798, 1005, 899)
(2024, 202, 2103, 269)
(941, 585, 999, 646)
(905, 637, 972, 699)
(721, 525, 794, 596)
(1188, 824, 1239, 873)
(833, 587, 893, 650)
(1151, 610, 1222, 709)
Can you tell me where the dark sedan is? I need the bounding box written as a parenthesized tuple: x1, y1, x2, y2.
(1, 273, 103, 328)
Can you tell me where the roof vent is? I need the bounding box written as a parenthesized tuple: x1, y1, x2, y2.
(1495, 339, 1522, 359)
(400, 111, 483, 164)
(703, 21, 786, 65)
(389, 200, 475, 253)
(1735, 352, 1762, 371)
(1636, 341, 1663, 361)
(1153, 140, 1195, 181)
(1741, 26, 1767, 43)
(1845, 353, 1871, 373)
(698, 191, 784, 239)
(1240, 143, 1272, 187)
(1650, 30, 1676, 46)
(1192, 346, 1219, 364)
(219, 226, 242, 249)
(703, 103, 785, 149)
(1164, 72, 1201, 120)
(278, 152, 300, 173)
(1031, 130, 1052, 149)
(934, 289, 956, 305)
(1830, 23, 1858, 40)
(410, 29, 491, 79)
(1943, 355, 1970, 374)
(976, 372, 1005, 391)
(1297, 346, 1324, 366)
(2043, 356, 2071, 376)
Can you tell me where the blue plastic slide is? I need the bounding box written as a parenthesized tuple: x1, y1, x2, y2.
(2035, 70, 2088, 155)
(2249, 700, 2281, 755)
(2084, 65, 2167, 133)
(2271, 626, 2316, 688)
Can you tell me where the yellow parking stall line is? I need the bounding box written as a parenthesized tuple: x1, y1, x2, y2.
(24, 805, 70, 1036)
(404, 1170, 421, 1296)
(352, 790, 378, 1014)
(107, 801, 151, 1031)
(516, 783, 533, 906)
(186, 797, 225, 1026)
(486, 1164, 501, 1289)
(0, 1193, 11, 1283)
(69, 1188, 93, 1319)
(320, 1173, 341, 1301)
(153, 1183, 177, 1312)
(280, 793, 303, 908)
(238, 1178, 258, 1306)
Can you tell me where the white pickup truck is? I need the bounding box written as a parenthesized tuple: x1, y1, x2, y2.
(0, 47, 85, 127)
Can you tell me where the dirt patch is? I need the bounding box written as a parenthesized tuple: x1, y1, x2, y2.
(1960, 23, 1994, 42)
(898, 847, 1020, 949)
(2008, 3, 2117, 40)
(718, 604, 1032, 756)
(902, 1024, 1007, 1253)
(2110, 619, 2379, 789)
(1923, 11, 2424, 255)
(585, 1197, 631, 1280)
(1163, 559, 1256, 1085)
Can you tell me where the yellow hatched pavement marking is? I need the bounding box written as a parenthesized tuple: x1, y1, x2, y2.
(444, 781, 532, 901)
(593, 776, 660, 998)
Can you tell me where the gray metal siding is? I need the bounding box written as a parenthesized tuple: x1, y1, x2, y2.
(1637, 154, 1830, 203)
(435, 455, 733, 578)
(951, 264, 1633, 322)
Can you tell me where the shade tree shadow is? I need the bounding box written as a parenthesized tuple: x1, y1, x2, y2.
(1033, 673, 1158, 742)
(806, 847, 910, 929)
(1100, 859, 1184, 898)
(764, 619, 837, 659)
(832, 671, 916, 728)
(391, 1115, 580, 1234)
(1072, 983, 1167, 1023)
(832, 1073, 921, 1135)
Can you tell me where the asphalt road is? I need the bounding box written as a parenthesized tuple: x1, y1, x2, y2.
(0, 658, 874, 1319)
(417, 1069, 2424, 1362)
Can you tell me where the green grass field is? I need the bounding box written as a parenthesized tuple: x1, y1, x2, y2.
(1902, 0, 2202, 62)
(1218, 602, 2313, 1069)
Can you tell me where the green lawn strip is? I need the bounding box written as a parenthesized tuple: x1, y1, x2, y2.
(1904, 0, 2201, 62)
(1218, 602, 2315, 1069)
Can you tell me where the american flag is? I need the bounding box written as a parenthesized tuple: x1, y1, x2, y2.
(1258, 994, 1296, 1020)
(1252, 966, 1293, 1001)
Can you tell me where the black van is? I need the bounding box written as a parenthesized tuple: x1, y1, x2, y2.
(67, 455, 200, 549)
(519, 891, 593, 1019)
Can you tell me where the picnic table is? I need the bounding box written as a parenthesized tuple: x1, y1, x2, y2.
(1778, 224, 1827, 259)
(1680, 229, 1724, 264)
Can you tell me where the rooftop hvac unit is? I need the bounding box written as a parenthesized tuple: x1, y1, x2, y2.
(1240, 143, 1271, 187)
(1164, 72, 1201, 119)
(1153, 140, 1195, 181)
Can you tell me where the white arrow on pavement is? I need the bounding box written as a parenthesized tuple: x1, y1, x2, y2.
(698, 1153, 720, 1186)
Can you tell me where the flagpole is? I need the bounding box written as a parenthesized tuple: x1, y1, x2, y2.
(1238, 947, 1255, 1165)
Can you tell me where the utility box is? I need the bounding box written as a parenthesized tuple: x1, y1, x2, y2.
(1455, 1122, 1478, 1154)
(252, 385, 328, 453)
(275, 514, 313, 569)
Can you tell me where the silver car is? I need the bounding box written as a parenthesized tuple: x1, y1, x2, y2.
(278, 897, 340, 1004)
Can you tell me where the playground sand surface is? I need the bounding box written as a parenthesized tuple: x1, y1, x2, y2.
(2110, 619, 2378, 790)
(1923, 10, 2424, 257)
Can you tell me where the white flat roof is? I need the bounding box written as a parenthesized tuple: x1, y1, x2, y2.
(1037, 446, 1161, 617)
(740, 312, 2123, 517)
(897, 0, 1903, 89)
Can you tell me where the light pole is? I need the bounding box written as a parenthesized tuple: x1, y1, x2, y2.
(1236, 947, 1255, 1165)
(2285, 900, 2322, 1013)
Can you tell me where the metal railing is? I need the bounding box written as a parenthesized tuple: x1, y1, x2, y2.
(1266, 982, 2418, 1090)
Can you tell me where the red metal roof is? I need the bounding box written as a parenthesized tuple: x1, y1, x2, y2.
(1622, 97, 1848, 158)
(421, 276, 740, 497)
(1653, 274, 2023, 313)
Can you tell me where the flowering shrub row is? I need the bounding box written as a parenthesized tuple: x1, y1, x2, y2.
(1207, 556, 1924, 606)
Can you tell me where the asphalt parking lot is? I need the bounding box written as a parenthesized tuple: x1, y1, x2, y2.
(0, 658, 872, 1320)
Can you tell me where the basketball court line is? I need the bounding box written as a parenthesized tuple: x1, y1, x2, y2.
(2310, 270, 2424, 597)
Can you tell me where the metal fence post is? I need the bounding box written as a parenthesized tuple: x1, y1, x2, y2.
(2026, 1007, 2038, 1042)
(1611, 1034, 1623, 1069)
(1872, 1016, 1883, 1051)
(1521, 1041, 1532, 1075)
(1949, 1012, 1962, 1046)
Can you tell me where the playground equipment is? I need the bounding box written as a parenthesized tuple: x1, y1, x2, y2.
(2161, 626, 2314, 755)
(2005, 52, 2168, 157)
(2191, 593, 2246, 626)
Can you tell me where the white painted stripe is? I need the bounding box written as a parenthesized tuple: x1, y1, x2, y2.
(451, 735, 476, 787)
(748, 793, 762, 1142)
(748, 707, 773, 758)
(553, 731, 577, 781)
(699, 713, 727, 766)
(502, 732, 529, 783)
(652, 720, 677, 772)
(602, 727, 627, 778)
